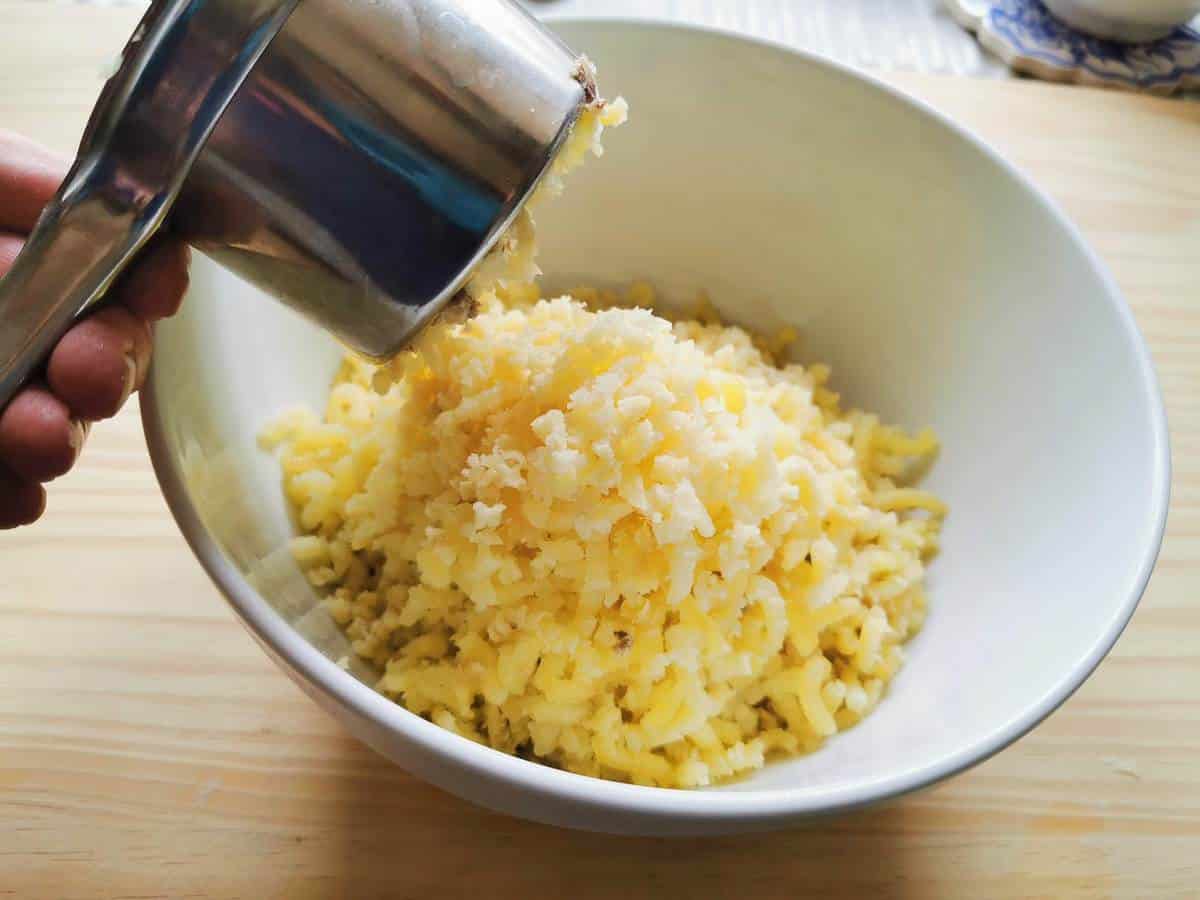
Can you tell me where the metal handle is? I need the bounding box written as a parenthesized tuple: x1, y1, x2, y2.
(0, 0, 299, 411)
(0, 174, 149, 409)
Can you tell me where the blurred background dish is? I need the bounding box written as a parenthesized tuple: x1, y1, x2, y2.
(1042, 0, 1200, 41)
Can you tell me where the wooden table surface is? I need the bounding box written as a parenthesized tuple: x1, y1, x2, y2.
(2, 3, 1198, 898)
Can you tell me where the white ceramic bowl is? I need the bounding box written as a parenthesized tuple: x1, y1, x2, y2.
(142, 20, 1169, 835)
(1043, 0, 1200, 42)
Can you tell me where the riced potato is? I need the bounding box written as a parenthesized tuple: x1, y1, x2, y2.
(261, 83, 945, 788)
(465, 64, 628, 297)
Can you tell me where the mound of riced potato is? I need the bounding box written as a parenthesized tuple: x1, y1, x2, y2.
(260, 81, 946, 788)
(262, 286, 946, 788)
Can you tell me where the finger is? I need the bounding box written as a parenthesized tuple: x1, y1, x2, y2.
(0, 129, 67, 233)
(0, 464, 45, 529)
(0, 231, 22, 274)
(0, 384, 80, 482)
(116, 238, 190, 321)
(46, 306, 152, 421)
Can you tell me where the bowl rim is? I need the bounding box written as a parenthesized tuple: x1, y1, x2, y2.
(141, 16, 1172, 828)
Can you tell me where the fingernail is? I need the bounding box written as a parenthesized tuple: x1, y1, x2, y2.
(67, 419, 90, 460)
(119, 353, 138, 408)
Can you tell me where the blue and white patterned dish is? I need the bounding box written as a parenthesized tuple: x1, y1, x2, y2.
(946, 0, 1200, 94)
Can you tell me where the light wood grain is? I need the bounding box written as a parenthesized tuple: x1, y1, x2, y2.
(1, 4, 1198, 898)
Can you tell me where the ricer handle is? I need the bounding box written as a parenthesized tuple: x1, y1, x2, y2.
(0, 171, 152, 410)
(0, 0, 299, 411)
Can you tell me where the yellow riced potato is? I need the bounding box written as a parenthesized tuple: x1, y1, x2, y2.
(265, 82, 944, 788)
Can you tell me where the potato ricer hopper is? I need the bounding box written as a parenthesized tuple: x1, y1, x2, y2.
(0, 0, 591, 410)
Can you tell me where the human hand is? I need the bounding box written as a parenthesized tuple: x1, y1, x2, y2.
(0, 130, 190, 529)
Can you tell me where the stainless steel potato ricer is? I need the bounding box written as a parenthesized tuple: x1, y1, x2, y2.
(0, 0, 592, 410)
